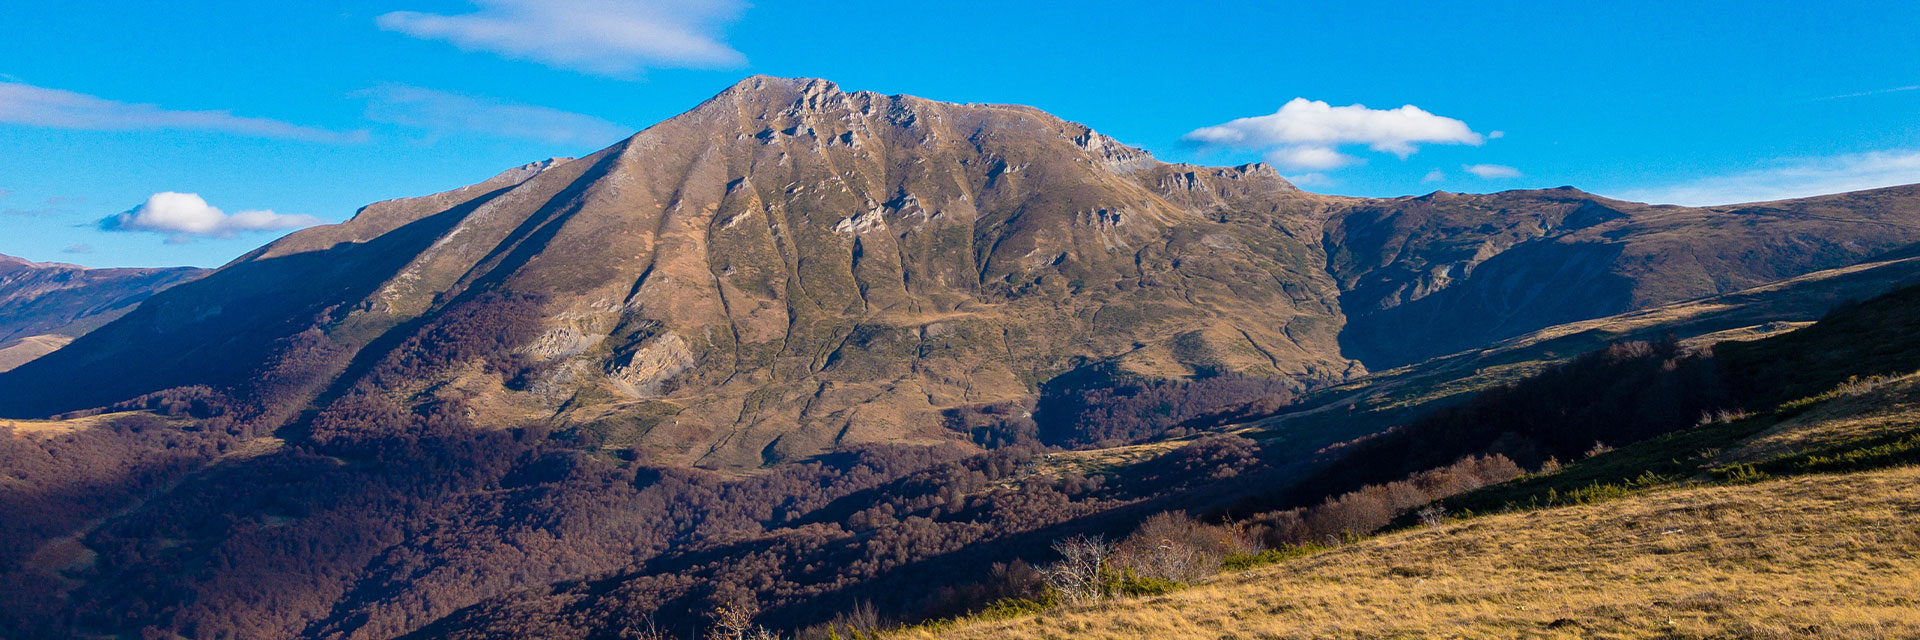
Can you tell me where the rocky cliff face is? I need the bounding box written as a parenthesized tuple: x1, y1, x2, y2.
(6, 77, 1920, 468)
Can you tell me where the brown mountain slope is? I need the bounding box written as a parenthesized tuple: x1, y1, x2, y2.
(1328, 184, 1920, 367)
(0, 254, 205, 371)
(5, 77, 1920, 470)
(0, 77, 1359, 468)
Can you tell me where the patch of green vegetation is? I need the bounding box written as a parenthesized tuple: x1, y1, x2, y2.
(886, 596, 1055, 636)
(976, 596, 1052, 619)
(1104, 571, 1183, 597)
(1430, 379, 1920, 527)
(1750, 430, 1920, 476)
(1772, 375, 1898, 418)
(1711, 463, 1772, 484)
(1516, 470, 1679, 509)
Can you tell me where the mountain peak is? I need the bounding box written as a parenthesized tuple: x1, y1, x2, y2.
(726, 74, 839, 94)
(709, 75, 851, 111)
(494, 157, 572, 183)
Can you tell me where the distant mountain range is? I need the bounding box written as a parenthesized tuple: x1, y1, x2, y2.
(5, 76, 1920, 470)
(0, 255, 204, 371)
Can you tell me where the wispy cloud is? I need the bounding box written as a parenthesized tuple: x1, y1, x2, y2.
(2, 194, 81, 218)
(1186, 98, 1485, 172)
(361, 85, 632, 146)
(1813, 84, 1920, 101)
(378, 0, 747, 77)
(61, 244, 92, 255)
(1615, 149, 1920, 206)
(0, 81, 364, 143)
(2, 206, 70, 218)
(1463, 164, 1522, 179)
(100, 192, 324, 241)
(1422, 169, 1446, 183)
(1286, 172, 1336, 188)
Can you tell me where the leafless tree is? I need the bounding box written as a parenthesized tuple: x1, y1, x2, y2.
(1115, 512, 1236, 583)
(707, 601, 781, 640)
(1038, 534, 1115, 604)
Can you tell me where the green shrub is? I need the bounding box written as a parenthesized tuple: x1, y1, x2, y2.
(1713, 463, 1771, 484)
(977, 596, 1052, 620)
(1754, 430, 1920, 475)
(1103, 570, 1183, 597)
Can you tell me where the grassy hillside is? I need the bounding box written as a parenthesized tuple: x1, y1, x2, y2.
(885, 280, 1920, 640)
(898, 370, 1920, 638)
(899, 465, 1920, 640)
(0, 334, 72, 372)
(1247, 251, 1920, 450)
(0, 255, 205, 371)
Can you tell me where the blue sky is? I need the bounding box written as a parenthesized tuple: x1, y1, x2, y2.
(2, 1, 1916, 268)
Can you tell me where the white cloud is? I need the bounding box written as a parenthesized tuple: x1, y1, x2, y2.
(1265, 145, 1356, 170)
(1186, 98, 1484, 170)
(1615, 149, 1920, 206)
(378, 0, 747, 77)
(1463, 164, 1522, 179)
(361, 85, 633, 146)
(0, 81, 363, 143)
(1421, 169, 1446, 183)
(1488, 130, 1506, 139)
(100, 192, 324, 240)
(62, 244, 92, 255)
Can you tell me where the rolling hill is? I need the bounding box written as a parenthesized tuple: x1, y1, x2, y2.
(0, 254, 205, 371)
(897, 466, 1920, 639)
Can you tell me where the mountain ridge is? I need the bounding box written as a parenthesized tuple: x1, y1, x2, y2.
(5, 76, 1920, 470)
(0, 254, 206, 371)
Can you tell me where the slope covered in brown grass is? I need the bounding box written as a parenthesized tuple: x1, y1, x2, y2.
(0, 334, 72, 372)
(904, 466, 1920, 640)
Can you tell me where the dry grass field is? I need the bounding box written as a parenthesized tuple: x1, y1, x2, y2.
(0, 334, 74, 372)
(900, 466, 1920, 640)
(0, 411, 160, 438)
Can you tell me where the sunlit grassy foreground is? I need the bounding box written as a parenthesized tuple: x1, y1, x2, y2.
(898, 466, 1920, 639)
